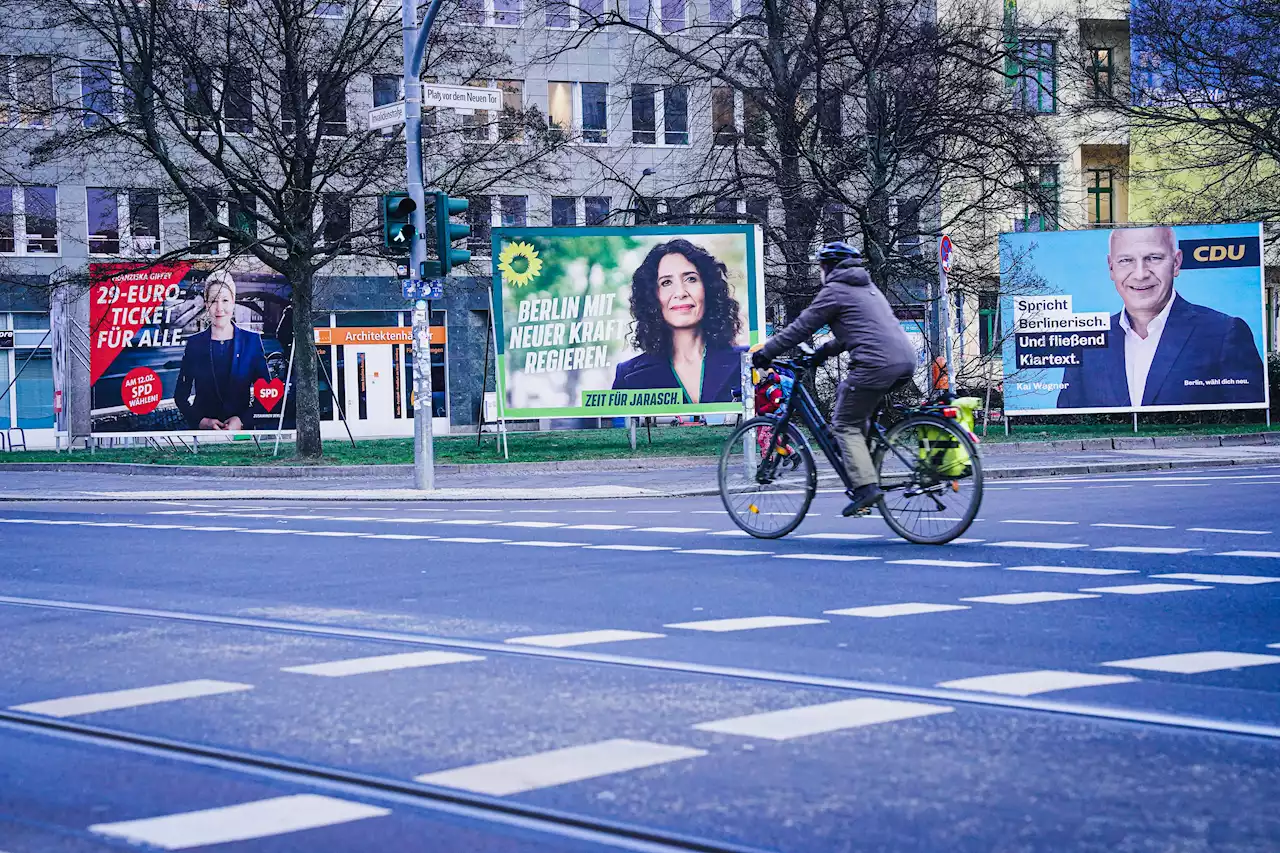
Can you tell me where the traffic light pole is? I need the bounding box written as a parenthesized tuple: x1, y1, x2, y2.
(403, 0, 444, 490)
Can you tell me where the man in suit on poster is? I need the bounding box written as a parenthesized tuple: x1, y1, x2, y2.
(1056, 226, 1264, 409)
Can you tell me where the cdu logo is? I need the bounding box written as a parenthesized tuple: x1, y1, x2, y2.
(1179, 235, 1261, 270)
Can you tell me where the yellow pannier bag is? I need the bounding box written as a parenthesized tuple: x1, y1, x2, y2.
(917, 397, 980, 477)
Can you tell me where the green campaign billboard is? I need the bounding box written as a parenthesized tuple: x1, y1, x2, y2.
(491, 225, 765, 419)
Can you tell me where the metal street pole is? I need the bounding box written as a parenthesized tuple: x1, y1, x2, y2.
(403, 0, 444, 490)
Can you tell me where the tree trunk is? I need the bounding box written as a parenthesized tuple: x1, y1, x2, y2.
(291, 266, 322, 459)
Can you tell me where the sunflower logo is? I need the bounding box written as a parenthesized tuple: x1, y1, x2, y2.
(498, 241, 543, 288)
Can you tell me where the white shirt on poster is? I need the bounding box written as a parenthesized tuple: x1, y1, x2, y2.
(1119, 290, 1177, 407)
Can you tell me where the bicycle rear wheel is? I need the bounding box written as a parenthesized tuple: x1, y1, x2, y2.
(874, 414, 983, 545)
(718, 416, 817, 539)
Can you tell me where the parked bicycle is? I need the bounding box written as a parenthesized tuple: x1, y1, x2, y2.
(718, 344, 983, 544)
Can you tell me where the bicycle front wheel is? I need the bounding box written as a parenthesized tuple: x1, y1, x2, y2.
(718, 416, 817, 539)
(874, 414, 983, 545)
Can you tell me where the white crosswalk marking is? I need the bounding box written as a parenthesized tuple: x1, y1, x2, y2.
(1006, 565, 1136, 576)
(11, 680, 252, 718)
(506, 630, 666, 648)
(90, 794, 389, 849)
(796, 533, 882, 541)
(290, 531, 366, 538)
(1092, 523, 1175, 530)
(435, 519, 499, 526)
(708, 530, 752, 537)
(636, 527, 709, 534)
(506, 540, 587, 548)
(664, 616, 828, 632)
(1102, 651, 1280, 674)
(937, 670, 1137, 696)
(888, 559, 999, 568)
(496, 521, 566, 528)
(415, 739, 705, 796)
(990, 541, 1088, 550)
(1081, 583, 1212, 595)
(825, 603, 969, 618)
(960, 592, 1099, 605)
(583, 544, 676, 552)
(1095, 546, 1198, 555)
(1188, 528, 1270, 535)
(693, 698, 951, 740)
(1152, 573, 1280, 585)
(363, 534, 436, 541)
(1001, 520, 1078, 526)
(563, 524, 634, 531)
(773, 553, 879, 562)
(1217, 550, 1280, 559)
(677, 549, 772, 556)
(281, 651, 482, 677)
(433, 537, 509, 544)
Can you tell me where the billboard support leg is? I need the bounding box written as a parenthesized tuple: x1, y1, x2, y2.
(1004, 413, 1010, 436)
(273, 344, 297, 457)
(1133, 412, 1138, 434)
(628, 417, 637, 451)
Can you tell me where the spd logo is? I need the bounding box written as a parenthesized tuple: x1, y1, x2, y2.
(1179, 236, 1260, 270)
(253, 377, 286, 412)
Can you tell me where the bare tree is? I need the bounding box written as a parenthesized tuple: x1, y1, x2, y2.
(7, 0, 562, 456)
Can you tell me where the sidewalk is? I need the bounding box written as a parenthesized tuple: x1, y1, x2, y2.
(1, 433, 1278, 501)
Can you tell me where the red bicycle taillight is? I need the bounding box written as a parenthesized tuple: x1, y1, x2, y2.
(942, 407, 958, 418)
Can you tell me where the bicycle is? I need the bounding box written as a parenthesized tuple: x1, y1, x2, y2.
(718, 344, 983, 545)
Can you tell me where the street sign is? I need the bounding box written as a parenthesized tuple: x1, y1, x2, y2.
(425, 279, 444, 299)
(939, 234, 954, 274)
(403, 279, 444, 299)
(369, 101, 406, 130)
(422, 83, 503, 114)
(395, 262, 411, 279)
(402, 280, 420, 299)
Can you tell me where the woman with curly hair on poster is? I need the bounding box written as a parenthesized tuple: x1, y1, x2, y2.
(612, 239, 746, 404)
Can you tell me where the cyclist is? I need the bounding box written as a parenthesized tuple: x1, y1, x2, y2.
(752, 241, 918, 517)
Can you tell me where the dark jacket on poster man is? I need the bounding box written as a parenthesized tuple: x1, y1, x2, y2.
(612, 346, 747, 404)
(174, 326, 271, 429)
(758, 260, 917, 388)
(1056, 295, 1265, 409)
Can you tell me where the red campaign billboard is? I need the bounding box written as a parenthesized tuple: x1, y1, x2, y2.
(90, 262, 296, 434)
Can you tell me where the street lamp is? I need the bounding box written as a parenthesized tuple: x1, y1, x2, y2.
(631, 168, 656, 225)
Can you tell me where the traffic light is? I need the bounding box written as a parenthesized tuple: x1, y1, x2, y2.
(432, 191, 471, 276)
(382, 192, 416, 253)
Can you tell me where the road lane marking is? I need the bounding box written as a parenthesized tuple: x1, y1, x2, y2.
(1092, 523, 1175, 530)
(505, 540, 587, 548)
(1094, 546, 1199, 555)
(1152, 573, 1280, 585)
(238, 529, 292, 535)
(583, 544, 677, 552)
(1080, 583, 1212, 595)
(707, 530, 752, 536)
(415, 739, 705, 796)
(432, 537, 509, 544)
(693, 698, 951, 741)
(505, 630, 666, 648)
(676, 549, 772, 556)
(90, 794, 389, 849)
(495, 521, 566, 528)
(635, 527, 709, 534)
(11, 680, 252, 718)
(363, 534, 436, 541)
(664, 616, 828, 632)
(1217, 550, 1280, 559)
(434, 519, 500, 526)
(510, 509, 558, 514)
(774, 553, 880, 562)
(990, 541, 1088, 550)
(288, 531, 368, 538)
(796, 533, 883, 541)
(960, 592, 1099, 605)
(563, 524, 634, 531)
(1006, 565, 1136, 576)
(825, 603, 969, 618)
(1001, 520, 1078, 526)
(888, 559, 999, 568)
(282, 650, 482, 677)
(1102, 651, 1280, 674)
(1188, 528, 1270, 535)
(936, 670, 1136, 696)
(626, 510, 681, 514)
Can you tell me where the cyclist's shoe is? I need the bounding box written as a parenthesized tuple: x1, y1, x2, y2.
(841, 484, 883, 517)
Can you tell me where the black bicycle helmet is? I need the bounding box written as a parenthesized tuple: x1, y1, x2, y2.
(815, 241, 862, 263)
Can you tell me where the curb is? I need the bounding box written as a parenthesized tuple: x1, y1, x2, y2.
(1, 455, 1277, 502)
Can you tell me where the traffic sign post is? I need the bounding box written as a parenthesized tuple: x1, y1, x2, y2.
(937, 234, 956, 396)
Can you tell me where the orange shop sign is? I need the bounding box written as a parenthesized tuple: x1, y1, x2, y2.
(315, 326, 446, 346)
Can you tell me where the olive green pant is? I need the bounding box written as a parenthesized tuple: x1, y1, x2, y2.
(832, 384, 886, 490)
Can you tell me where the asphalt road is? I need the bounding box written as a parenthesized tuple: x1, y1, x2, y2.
(1, 464, 1279, 852)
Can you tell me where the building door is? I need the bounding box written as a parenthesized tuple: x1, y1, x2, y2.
(342, 344, 396, 437)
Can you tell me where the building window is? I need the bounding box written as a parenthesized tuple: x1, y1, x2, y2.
(322, 193, 351, 246)
(461, 0, 521, 26)
(87, 188, 161, 256)
(665, 197, 691, 225)
(1089, 47, 1113, 99)
(743, 90, 766, 146)
(0, 190, 15, 253)
(228, 195, 256, 239)
(893, 197, 921, 256)
(627, 0, 650, 25)
(318, 75, 347, 137)
(373, 74, 402, 107)
(1015, 165, 1059, 232)
(0, 55, 53, 127)
(551, 196, 576, 226)
(224, 66, 254, 133)
(81, 64, 116, 127)
(467, 196, 492, 256)
(0, 187, 59, 255)
(663, 85, 687, 145)
(499, 195, 527, 227)
(499, 80, 523, 141)
(712, 86, 735, 146)
(710, 0, 761, 25)
(1087, 168, 1114, 225)
(1014, 40, 1057, 114)
(820, 202, 845, 243)
(585, 196, 610, 225)
(631, 84, 656, 144)
(0, 313, 54, 429)
(818, 89, 842, 140)
(548, 81, 605, 143)
(660, 0, 685, 31)
(188, 189, 221, 253)
(745, 197, 768, 227)
(582, 82, 607, 143)
(978, 291, 1001, 356)
(714, 197, 740, 222)
(184, 66, 215, 130)
(546, 0, 571, 27)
